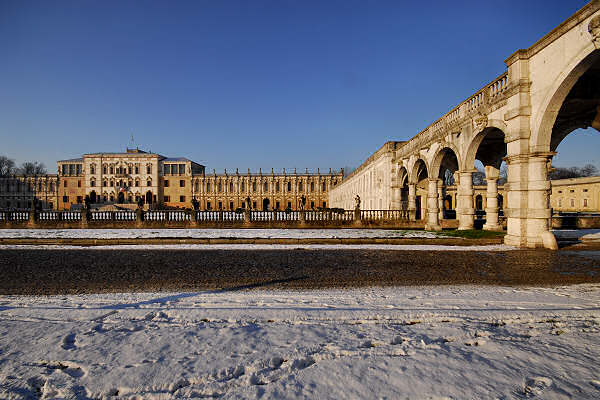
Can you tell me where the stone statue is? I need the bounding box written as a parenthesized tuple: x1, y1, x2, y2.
(300, 195, 306, 210)
(355, 194, 361, 208)
(589, 15, 600, 49)
(246, 196, 251, 209)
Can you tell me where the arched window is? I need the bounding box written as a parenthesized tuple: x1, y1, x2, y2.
(322, 182, 326, 191)
(194, 181, 199, 192)
(287, 182, 291, 191)
(218, 181, 222, 192)
(135, 179, 140, 187)
(146, 165, 151, 174)
(103, 165, 107, 174)
(206, 182, 211, 192)
(229, 182, 233, 192)
(252, 182, 256, 192)
(276, 182, 280, 192)
(298, 182, 303, 192)
(90, 164, 95, 174)
(263, 182, 268, 192)
(147, 180, 152, 187)
(90, 179, 96, 187)
(241, 181, 245, 192)
(110, 166, 114, 174)
(310, 182, 314, 192)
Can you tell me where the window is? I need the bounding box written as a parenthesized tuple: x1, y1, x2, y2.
(558, 199, 562, 207)
(322, 201, 326, 208)
(164, 165, 170, 175)
(310, 182, 314, 192)
(242, 201, 246, 208)
(241, 182, 245, 192)
(69, 165, 75, 175)
(76, 164, 82, 175)
(135, 180, 140, 187)
(218, 181, 222, 192)
(147, 180, 152, 187)
(90, 165, 95, 174)
(584, 199, 588, 207)
(229, 201, 234, 210)
(194, 181, 199, 191)
(135, 166, 139, 174)
(179, 164, 185, 175)
(310, 201, 315, 209)
(583, 189, 588, 193)
(90, 180, 95, 187)
(49, 182, 54, 191)
(207, 183, 211, 192)
(77, 180, 81, 188)
(207, 201, 211, 210)
(180, 195, 186, 202)
(253, 201, 257, 209)
(322, 182, 326, 191)
(180, 180, 185, 187)
(218, 201, 222, 210)
(103, 166, 107, 174)
(298, 182, 303, 192)
(164, 196, 171, 202)
(147, 165, 151, 174)
(77, 196, 83, 204)
(287, 201, 291, 209)
(128, 166, 132, 174)
(264, 182, 268, 192)
(110, 167, 114, 174)
(276, 182, 280, 192)
(252, 182, 256, 192)
(287, 182, 291, 191)
(276, 201, 280, 209)
(64, 181, 67, 187)
(570, 199, 575, 207)
(164, 180, 169, 187)
(229, 182, 233, 192)
(62, 165, 68, 175)
(62, 196, 69, 203)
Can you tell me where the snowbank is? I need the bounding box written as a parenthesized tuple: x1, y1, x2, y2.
(1, 285, 599, 398)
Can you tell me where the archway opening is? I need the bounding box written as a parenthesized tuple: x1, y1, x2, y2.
(117, 192, 125, 204)
(263, 198, 270, 211)
(434, 148, 459, 219)
(89, 190, 97, 203)
(146, 191, 153, 205)
(546, 54, 600, 218)
(413, 159, 428, 220)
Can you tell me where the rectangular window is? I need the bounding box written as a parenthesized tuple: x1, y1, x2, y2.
(180, 195, 185, 202)
(179, 164, 185, 175)
(242, 201, 245, 208)
(229, 201, 233, 210)
(76, 164, 82, 175)
(276, 201, 280, 209)
(218, 201, 222, 210)
(570, 199, 575, 207)
(77, 196, 83, 204)
(207, 183, 211, 192)
(62, 195, 69, 203)
(77, 180, 81, 188)
(64, 181, 67, 187)
(164, 180, 169, 187)
(69, 165, 75, 175)
(110, 167, 114, 174)
(128, 166, 132, 174)
(310, 201, 314, 209)
(164, 196, 170, 202)
(164, 165, 170, 175)
(135, 166, 139, 174)
(62, 165, 68, 175)
(241, 182, 245, 192)
(287, 201, 291, 209)
(287, 182, 291, 191)
(323, 201, 326, 208)
(207, 201, 211, 210)
(252, 201, 257, 209)
(584, 198, 588, 207)
(180, 180, 185, 187)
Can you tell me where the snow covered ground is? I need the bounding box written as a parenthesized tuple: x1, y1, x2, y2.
(0, 228, 440, 240)
(1, 285, 599, 399)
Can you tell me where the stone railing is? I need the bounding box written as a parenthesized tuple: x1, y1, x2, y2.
(396, 71, 510, 159)
(0, 208, 419, 228)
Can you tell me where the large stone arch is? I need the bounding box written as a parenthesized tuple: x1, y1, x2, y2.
(532, 37, 600, 152)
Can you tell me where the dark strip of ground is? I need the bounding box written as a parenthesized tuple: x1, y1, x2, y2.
(1, 249, 599, 295)
(0, 237, 504, 246)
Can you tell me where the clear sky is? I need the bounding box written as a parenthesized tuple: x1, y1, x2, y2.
(1, 0, 597, 174)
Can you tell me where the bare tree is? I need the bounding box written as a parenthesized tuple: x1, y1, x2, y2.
(549, 164, 598, 180)
(16, 161, 47, 175)
(472, 168, 486, 186)
(0, 156, 16, 177)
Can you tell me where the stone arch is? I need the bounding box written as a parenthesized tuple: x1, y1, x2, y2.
(409, 159, 428, 185)
(430, 143, 461, 182)
(532, 44, 600, 152)
(464, 121, 508, 170)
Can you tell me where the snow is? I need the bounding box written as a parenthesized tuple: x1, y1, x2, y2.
(0, 228, 440, 240)
(1, 285, 599, 399)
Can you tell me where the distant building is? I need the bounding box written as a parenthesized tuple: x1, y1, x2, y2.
(0, 148, 343, 211)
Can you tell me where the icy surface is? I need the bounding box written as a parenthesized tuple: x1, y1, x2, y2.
(553, 229, 600, 242)
(1, 285, 599, 399)
(0, 228, 440, 239)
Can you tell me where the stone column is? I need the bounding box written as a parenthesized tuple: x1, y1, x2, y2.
(483, 166, 502, 231)
(425, 179, 441, 231)
(504, 153, 553, 248)
(408, 184, 417, 221)
(457, 170, 475, 230)
(437, 180, 444, 221)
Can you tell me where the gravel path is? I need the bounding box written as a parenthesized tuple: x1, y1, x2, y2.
(1, 248, 599, 295)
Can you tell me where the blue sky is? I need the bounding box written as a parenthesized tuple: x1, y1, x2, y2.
(0, 0, 597, 174)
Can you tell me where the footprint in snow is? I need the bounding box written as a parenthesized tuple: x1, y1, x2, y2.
(522, 377, 553, 397)
(62, 333, 76, 350)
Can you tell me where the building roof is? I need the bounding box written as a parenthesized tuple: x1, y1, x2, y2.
(57, 158, 83, 163)
(162, 157, 193, 162)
